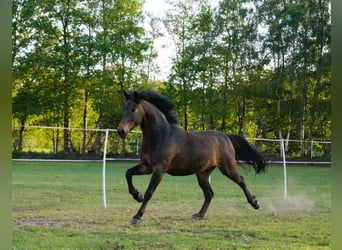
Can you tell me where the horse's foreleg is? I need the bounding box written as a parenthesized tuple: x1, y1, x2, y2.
(126, 164, 152, 203)
(192, 171, 214, 219)
(130, 164, 165, 225)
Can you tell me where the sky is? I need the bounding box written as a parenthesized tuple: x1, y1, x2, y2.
(143, 0, 171, 18)
(143, 0, 173, 81)
(142, 0, 220, 81)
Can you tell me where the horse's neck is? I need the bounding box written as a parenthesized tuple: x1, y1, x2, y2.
(140, 100, 171, 138)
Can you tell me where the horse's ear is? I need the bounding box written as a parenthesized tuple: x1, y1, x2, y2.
(123, 90, 129, 100)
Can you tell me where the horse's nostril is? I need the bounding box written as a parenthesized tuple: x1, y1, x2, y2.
(117, 128, 127, 138)
(117, 129, 123, 136)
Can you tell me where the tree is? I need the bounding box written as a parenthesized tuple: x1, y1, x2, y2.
(215, 0, 259, 134)
(12, 0, 37, 150)
(12, 0, 331, 158)
(164, 0, 201, 130)
(88, 0, 149, 152)
(257, 0, 331, 155)
(12, 0, 151, 154)
(189, 2, 218, 130)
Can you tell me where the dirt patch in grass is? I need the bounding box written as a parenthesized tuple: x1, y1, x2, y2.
(13, 217, 62, 228)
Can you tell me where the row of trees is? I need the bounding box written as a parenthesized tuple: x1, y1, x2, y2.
(13, 0, 155, 153)
(12, 0, 331, 157)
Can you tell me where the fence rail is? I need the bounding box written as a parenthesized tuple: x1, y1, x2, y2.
(12, 125, 331, 162)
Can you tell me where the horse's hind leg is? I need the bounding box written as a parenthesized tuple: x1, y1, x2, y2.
(193, 170, 214, 219)
(219, 160, 259, 209)
(126, 163, 152, 202)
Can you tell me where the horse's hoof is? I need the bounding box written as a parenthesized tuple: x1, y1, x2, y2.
(252, 202, 260, 209)
(192, 213, 204, 219)
(130, 218, 140, 225)
(134, 193, 144, 203)
(249, 196, 259, 209)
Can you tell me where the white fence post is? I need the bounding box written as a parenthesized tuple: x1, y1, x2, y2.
(280, 139, 287, 199)
(102, 129, 109, 209)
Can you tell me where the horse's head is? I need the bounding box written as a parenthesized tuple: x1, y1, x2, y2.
(117, 91, 144, 139)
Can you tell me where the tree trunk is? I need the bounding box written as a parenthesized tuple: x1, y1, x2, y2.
(52, 128, 60, 154)
(90, 131, 102, 153)
(220, 115, 226, 132)
(18, 117, 26, 152)
(300, 99, 306, 157)
(238, 97, 246, 135)
(300, 79, 308, 157)
(63, 108, 71, 153)
(89, 112, 103, 153)
(201, 82, 205, 130)
(82, 90, 88, 154)
(183, 102, 188, 131)
(284, 105, 292, 152)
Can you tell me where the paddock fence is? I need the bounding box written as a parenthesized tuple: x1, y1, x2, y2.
(12, 125, 331, 165)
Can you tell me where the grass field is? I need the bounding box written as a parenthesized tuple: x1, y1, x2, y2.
(12, 161, 331, 249)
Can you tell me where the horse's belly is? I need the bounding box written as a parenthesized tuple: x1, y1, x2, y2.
(166, 167, 194, 176)
(167, 156, 215, 176)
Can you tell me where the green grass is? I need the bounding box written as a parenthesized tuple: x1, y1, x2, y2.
(12, 161, 331, 249)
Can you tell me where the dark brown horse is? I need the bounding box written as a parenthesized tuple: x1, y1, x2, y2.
(117, 90, 267, 225)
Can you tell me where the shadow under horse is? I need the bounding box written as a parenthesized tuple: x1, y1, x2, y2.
(117, 90, 267, 225)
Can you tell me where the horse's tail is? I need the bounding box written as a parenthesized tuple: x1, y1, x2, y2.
(227, 134, 267, 174)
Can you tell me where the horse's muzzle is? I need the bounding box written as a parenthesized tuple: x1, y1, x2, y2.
(117, 128, 128, 139)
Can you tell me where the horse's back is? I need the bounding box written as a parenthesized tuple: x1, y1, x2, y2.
(187, 130, 232, 149)
(167, 130, 234, 175)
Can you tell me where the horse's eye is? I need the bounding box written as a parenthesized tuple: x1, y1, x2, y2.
(131, 107, 136, 112)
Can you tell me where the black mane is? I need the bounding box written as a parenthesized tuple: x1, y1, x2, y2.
(126, 90, 179, 124)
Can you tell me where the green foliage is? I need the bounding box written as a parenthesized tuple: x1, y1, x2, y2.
(162, 0, 330, 155)
(12, 0, 151, 153)
(12, 0, 331, 156)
